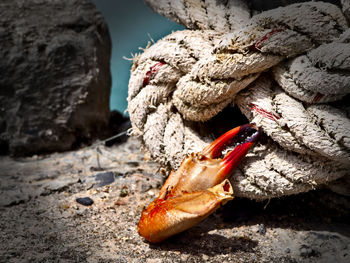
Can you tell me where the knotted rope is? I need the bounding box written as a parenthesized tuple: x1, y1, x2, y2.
(128, 0, 350, 200)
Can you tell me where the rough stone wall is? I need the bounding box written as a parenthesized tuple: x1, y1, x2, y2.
(0, 0, 112, 156)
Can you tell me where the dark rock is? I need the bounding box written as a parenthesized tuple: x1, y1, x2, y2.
(104, 111, 131, 146)
(109, 111, 130, 134)
(299, 245, 318, 258)
(0, 0, 111, 156)
(341, 0, 350, 22)
(94, 172, 115, 188)
(258, 224, 267, 235)
(76, 197, 94, 206)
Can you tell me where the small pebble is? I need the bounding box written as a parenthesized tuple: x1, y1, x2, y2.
(285, 248, 290, 253)
(76, 197, 94, 206)
(258, 224, 266, 235)
(94, 171, 115, 188)
(299, 245, 314, 257)
(120, 187, 129, 197)
(180, 254, 189, 261)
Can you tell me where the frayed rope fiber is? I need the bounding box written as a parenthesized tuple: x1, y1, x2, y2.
(128, 0, 350, 200)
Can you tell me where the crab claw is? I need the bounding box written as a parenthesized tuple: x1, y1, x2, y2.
(138, 179, 234, 243)
(201, 124, 259, 159)
(137, 124, 260, 243)
(203, 123, 260, 180)
(158, 124, 260, 198)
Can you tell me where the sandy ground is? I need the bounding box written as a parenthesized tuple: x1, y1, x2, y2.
(0, 137, 349, 263)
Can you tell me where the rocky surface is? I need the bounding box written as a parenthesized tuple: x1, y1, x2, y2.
(0, 137, 349, 263)
(0, 0, 111, 156)
(341, 0, 350, 21)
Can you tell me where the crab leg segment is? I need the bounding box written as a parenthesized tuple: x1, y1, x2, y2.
(138, 180, 234, 243)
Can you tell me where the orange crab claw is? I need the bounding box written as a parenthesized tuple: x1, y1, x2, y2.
(138, 179, 233, 243)
(138, 124, 260, 243)
(158, 124, 260, 197)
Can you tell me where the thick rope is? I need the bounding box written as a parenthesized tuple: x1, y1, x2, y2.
(236, 76, 350, 164)
(128, 1, 350, 199)
(273, 29, 350, 103)
(144, 0, 251, 32)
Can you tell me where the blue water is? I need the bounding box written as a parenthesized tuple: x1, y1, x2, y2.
(92, 0, 184, 114)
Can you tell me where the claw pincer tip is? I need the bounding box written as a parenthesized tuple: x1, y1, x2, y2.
(218, 124, 260, 178)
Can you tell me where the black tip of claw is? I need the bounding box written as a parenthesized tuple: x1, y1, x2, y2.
(235, 123, 260, 145)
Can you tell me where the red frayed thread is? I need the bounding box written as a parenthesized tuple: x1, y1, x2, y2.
(143, 61, 166, 87)
(312, 92, 324, 103)
(251, 28, 284, 51)
(249, 103, 280, 121)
